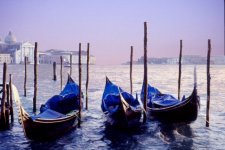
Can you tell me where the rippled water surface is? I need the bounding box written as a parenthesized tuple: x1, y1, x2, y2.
(0, 64, 224, 149)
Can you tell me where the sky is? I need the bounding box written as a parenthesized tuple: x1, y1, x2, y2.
(0, 0, 224, 65)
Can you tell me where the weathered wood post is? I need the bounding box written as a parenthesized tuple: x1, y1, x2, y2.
(24, 56, 27, 97)
(206, 39, 211, 127)
(33, 42, 38, 112)
(143, 22, 148, 123)
(86, 43, 90, 110)
(53, 62, 57, 81)
(6, 84, 10, 126)
(6, 85, 9, 107)
(78, 43, 82, 127)
(70, 53, 72, 76)
(0, 63, 7, 127)
(130, 46, 133, 95)
(178, 40, 182, 100)
(9, 74, 14, 123)
(60, 56, 63, 91)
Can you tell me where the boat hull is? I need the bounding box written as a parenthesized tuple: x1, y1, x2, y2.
(105, 108, 142, 127)
(102, 77, 142, 128)
(21, 112, 78, 140)
(147, 88, 199, 123)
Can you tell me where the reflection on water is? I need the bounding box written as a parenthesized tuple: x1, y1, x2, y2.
(177, 124, 193, 138)
(159, 123, 194, 149)
(0, 64, 224, 149)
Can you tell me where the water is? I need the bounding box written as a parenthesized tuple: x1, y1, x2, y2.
(0, 64, 224, 149)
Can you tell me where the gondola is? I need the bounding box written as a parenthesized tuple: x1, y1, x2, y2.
(101, 77, 143, 127)
(141, 70, 200, 123)
(13, 75, 81, 140)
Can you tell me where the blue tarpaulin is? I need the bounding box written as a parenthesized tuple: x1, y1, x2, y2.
(31, 109, 66, 120)
(102, 78, 140, 114)
(40, 77, 80, 116)
(141, 84, 180, 107)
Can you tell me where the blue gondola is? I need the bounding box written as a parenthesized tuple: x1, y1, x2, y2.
(15, 75, 80, 140)
(141, 83, 200, 123)
(101, 77, 143, 127)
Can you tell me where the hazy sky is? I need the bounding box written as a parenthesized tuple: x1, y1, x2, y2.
(0, 0, 224, 65)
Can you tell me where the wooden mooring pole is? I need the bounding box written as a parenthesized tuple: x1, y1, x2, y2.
(178, 40, 182, 100)
(60, 56, 63, 91)
(70, 53, 72, 76)
(130, 46, 133, 95)
(33, 42, 38, 112)
(6, 84, 10, 127)
(53, 62, 57, 81)
(78, 43, 82, 127)
(0, 63, 7, 127)
(9, 74, 14, 123)
(143, 22, 148, 123)
(206, 39, 211, 127)
(24, 56, 27, 96)
(86, 43, 90, 110)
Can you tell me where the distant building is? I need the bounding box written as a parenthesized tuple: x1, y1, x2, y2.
(182, 55, 206, 64)
(167, 57, 179, 64)
(39, 49, 96, 65)
(0, 31, 35, 64)
(0, 32, 96, 65)
(137, 56, 177, 64)
(130, 55, 225, 65)
(0, 53, 11, 64)
(211, 56, 225, 65)
(14, 42, 35, 64)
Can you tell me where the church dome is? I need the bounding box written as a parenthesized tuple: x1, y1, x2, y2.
(5, 31, 17, 44)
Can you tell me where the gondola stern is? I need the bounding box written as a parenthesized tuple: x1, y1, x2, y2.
(192, 81, 200, 109)
(118, 89, 129, 126)
(19, 105, 31, 123)
(105, 76, 112, 84)
(18, 104, 32, 139)
(11, 83, 31, 124)
(67, 74, 75, 83)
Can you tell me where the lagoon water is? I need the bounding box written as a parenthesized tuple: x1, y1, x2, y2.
(0, 64, 224, 149)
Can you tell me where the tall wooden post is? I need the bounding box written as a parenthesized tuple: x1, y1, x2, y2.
(143, 22, 148, 123)
(86, 43, 90, 110)
(178, 40, 182, 100)
(60, 56, 63, 91)
(70, 53, 72, 76)
(9, 74, 14, 122)
(24, 56, 27, 97)
(0, 63, 7, 126)
(53, 62, 57, 81)
(6, 84, 10, 126)
(33, 42, 38, 112)
(78, 43, 82, 127)
(206, 39, 211, 127)
(6, 84, 9, 107)
(130, 46, 133, 95)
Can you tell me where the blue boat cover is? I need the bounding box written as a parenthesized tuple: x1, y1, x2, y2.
(141, 84, 180, 107)
(31, 109, 66, 120)
(102, 78, 140, 114)
(40, 76, 80, 115)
